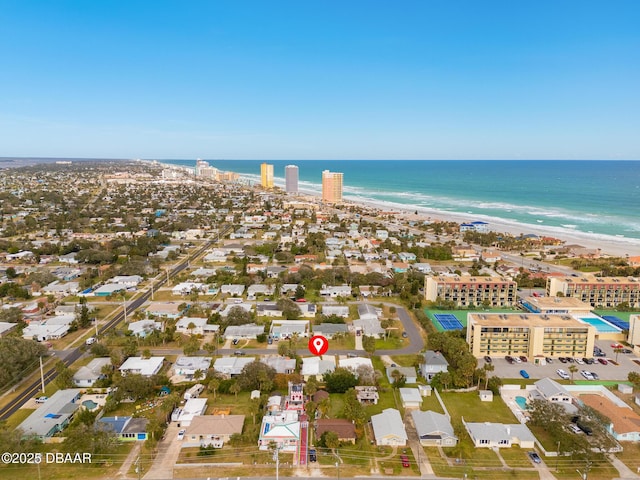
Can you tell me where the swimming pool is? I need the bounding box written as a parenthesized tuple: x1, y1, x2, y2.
(515, 396, 528, 410)
(577, 316, 621, 333)
(82, 400, 98, 410)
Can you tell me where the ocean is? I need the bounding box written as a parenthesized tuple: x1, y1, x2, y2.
(158, 159, 640, 248)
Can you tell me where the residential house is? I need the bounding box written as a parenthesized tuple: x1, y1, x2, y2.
(580, 393, 640, 442)
(386, 367, 418, 384)
(322, 305, 349, 318)
(93, 284, 127, 297)
(270, 320, 309, 339)
(262, 356, 296, 374)
(320, 285, 352, 298)
(316, 419, 356, 443)
(371, 408, 407, 446)
(247, 284, 274, 299)
(534, 378, 574, 405)
(258, 411, 300, 452)
(422, 350, 449, 382)
(145, 302, 185, 319)
(73, 357, 111, 387)
(98, 416, 148, 442)
(213, 356, 255, 378)
(172, 282, 206, 296)
(127, 320, 162, 338)
(256, 302, 283, 317)
(224, 324, 264, 340)
(172, 356, 212, 379)
(110, 275, 143, 287)
(399, 388, 422, 409)
(18, 389, 83, 440)
(301, 356, 336, 381)
(464, 420, 536, 448)
(119, 357, 164, 377)
(339, 357, 373, 375)
(183, 415, 245, 448)
(411, 410, 458, 447)
(355, 386, 379, 405)
(176, 317, 218, 336)
(172, 398, 208, 427)
(220, 284, 245, 297)
(313, 323, 349, 339)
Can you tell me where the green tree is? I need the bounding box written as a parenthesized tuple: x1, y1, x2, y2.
(237, 361, 276, 392)
(208, 378, 220, 400)
(568, 364, 578, 383)
(54, 360, 74, 389)
(362, 335, 376, 357)
(230, 381, 241, 399)
(324, 367, 358, 393)
(343, 388, 366, 427)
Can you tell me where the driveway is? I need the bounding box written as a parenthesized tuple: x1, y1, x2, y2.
(143, 423, 183, 479)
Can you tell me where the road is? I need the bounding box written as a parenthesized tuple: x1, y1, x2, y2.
(0, 231, 228, 421)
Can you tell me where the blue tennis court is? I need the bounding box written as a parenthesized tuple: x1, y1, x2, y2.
(602, 315, 630, 330)
(434, 313, 464, 330)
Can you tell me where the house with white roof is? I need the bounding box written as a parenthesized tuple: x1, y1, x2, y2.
(463, 420, 535, 448)
(172, 397, 208, 427)
(258, 410, 300, 452)
(220, 284, 245, 296)
(176, 317, 218, 336)
(371, 408, 407, 446)
(386, 366, 418, 384)
(301, 356, 336, 380)
(213, 356, 255, 377)
(219, 303, 253, 317)
(399, 388, 422, 409)
(338, 356, 373, 374)
(127, 320, 163, 338)
(534, 377, 573, 404)
(172, 282, 206, 296)
(262, 356, 296, 375)
(224, 324, 264, 339)
(22, 323, 69, 342)
(119, 357, 164, 377)
(256, 302, 283, 317)
(411, 410, 458, 447)
(320, 285, 352, 298)
(93, 283, 127, 297)
(270, 320, 310, 339)
(352, 318, 385, 338)
(145, 302, 185, 319)
(322, 305, 350, 318)
(172, 356, 212, 379)
(73, 358, 111, 387)
(247, 284, 274, 299)
(110, 275, 143, 287)
(313, 323, 349, 339)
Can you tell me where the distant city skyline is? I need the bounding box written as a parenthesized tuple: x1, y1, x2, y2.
(1, 1, 639, 160)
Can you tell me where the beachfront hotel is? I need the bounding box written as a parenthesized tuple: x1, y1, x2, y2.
(547, 276, 640, 308)
(322, 170, 343, 203)
(424, 276, 517, 307)
(285, 165, 299, 194)
(260, 162, 274, 189)
(466, 312, 596, 360)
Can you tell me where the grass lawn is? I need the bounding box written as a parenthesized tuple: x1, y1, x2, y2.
(420, 394, 444, 413)
(328, 393, 346, 417)
(4, 408, 34, 429)
(374, 336, 407, 350)
(553, 453, 618, 480)
(427, 446, 535, 480)
(499, 445, 531, 468)
(440, 391, 519, 424)
(389, 354, 422, 368)
(613, 444, 640, 473)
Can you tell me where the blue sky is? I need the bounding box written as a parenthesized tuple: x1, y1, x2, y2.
(1, 1, 639, 159)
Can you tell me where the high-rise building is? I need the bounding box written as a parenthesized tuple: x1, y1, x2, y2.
(285, 165, 299, 194)
(261, 163, 274, 189)
(322, 170, 343, 203)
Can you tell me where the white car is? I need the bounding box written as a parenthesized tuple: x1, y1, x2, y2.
(177, 429, 186, 440)
(556, 369, 570, 380)
(575, 358, 584, 365)
(580, 370, 594, 380)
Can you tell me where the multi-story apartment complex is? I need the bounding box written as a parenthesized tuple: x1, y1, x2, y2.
(322, 170, 343, 203)
(261, 162, 274, 189)
(424, 276, 517, 307)
(285, 165, 299, 194)
(467, 313, 596, 359)
(547, 276, 640, 308)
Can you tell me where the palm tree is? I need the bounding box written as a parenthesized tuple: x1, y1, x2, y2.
(568, 364, 578, 383)
(230, 382, 241, 399)
(483, 363, 495, 390)
(208, 378, 220, 400)
(614, 347, 623, 363)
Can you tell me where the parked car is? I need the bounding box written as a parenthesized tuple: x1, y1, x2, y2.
(234, 350, 246, 356)
(309, 448, 317, 462)
(85, 336, 97, 346)
(484, 356, 492, 363)
(597, 358, 608, 365)
(402, 331, 408, 338)
(622, 349, 633, 354)
(514, 356, 522, 364)
(576, 421, 593, 436)
(575, 358, 584, 365)
(519, 356, 528, 363)
(611, 343, 624, 349)
(583, 357, 595, 364)
(545, 357, 553, 364)
(232, 338, 239, 345)
(520, 370, 530, 379)
(558, 357, 568, 363)
(35, 396, 48, 404)
(590, 372, 599, 380)
(580, 370, 594, 380)
(177, 429, 186, 440)
(566, 424, 582, 434)
(566, 357, 575, 363)
(400, 455, 410, 467)
(505, 356, 514, 364)
(556, 369, 570, 380)
(528, 451, 542, 464)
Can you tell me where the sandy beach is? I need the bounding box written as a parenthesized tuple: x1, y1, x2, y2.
(338, 196, 640, 259)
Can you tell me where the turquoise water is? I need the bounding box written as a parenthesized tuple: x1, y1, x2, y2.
(515, 396, 528, 410)
(158, 159, 640, 245)
(82, 400, 98, 410)
(577, 316, 621, 333)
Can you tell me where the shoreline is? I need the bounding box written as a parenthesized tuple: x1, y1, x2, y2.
(156, 160, 640, 258)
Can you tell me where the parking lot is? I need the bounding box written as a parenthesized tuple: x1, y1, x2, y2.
(486, 340, 640, 382)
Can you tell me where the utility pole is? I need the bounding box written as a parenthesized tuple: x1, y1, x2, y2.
(39, 356, 45, 393)
(556, 441, 560, 472)
(122, 295, 128, 323)
(273, 445, 280, 480)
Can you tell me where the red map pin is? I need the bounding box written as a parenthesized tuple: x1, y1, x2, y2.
(308, 335, 329, 356)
